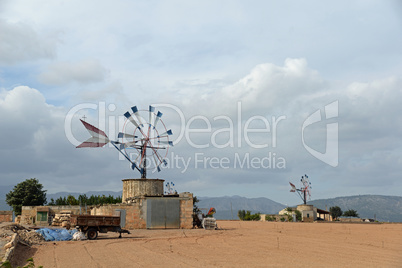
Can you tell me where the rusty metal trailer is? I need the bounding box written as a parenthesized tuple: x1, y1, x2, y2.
(70, 215, 130, 240)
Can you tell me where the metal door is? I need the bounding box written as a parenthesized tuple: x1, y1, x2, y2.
(146, 199, 180, 229)
(114, 209, 126, 228)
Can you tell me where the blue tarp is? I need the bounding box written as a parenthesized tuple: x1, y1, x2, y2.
(36, 228, 78, 241)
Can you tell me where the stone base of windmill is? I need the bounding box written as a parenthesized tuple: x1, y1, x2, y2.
(122, 178, 164, 203)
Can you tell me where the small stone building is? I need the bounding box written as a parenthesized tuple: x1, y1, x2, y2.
(91, 178, 193, 229)
(20, 205, 88, 225)
(296, 204, 317, 222)
(272, 204, 330, 222)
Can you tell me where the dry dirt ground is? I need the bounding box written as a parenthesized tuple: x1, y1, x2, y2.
(13, 221, 402, 268)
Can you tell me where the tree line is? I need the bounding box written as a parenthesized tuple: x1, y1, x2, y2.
(5, 178, 122, 215)
(48, 194, 122, 206)
(329, 206, 359, 220)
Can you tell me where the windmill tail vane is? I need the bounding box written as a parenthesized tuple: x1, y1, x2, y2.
(76, 105, 173, 178)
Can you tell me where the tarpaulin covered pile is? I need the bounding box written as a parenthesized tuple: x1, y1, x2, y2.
(35, 228, 78, 241)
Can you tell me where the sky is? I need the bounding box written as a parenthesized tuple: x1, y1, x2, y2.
(0, 0, 401, 205)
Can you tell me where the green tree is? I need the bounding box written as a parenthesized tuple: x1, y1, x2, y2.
(343, 209, 359, 218)
(238, 209, 246, 220)
(329, 206, 343, 220)
(66, 195, 78, 205)
(241, 211, 260, 221)
(193, 196, 200, 214)
(6, 178, 47, 215)
(295, 210, 302, 221)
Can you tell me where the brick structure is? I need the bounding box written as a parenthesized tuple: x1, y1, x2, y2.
(91, 201, 147, 229)
(91, 192, 193, 229)
(0, 211, 12, 222)
(179, 192, 193, 229)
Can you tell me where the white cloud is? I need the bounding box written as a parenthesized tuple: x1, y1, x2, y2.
(0, 0, 401, 202)
(0, 19, 56, 65)
(0, 86, 129, 192)
(38, 59, 108, 85)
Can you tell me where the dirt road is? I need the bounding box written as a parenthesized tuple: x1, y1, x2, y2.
(16, 221, 402, 267)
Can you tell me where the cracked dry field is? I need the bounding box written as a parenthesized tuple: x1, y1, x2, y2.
(18, 221, 402, 267)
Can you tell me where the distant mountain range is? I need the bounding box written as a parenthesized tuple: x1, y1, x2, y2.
(0, 184, 401, 222)
(308, 195, 402, 222)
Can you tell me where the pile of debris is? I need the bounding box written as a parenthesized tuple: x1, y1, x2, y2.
(1, 224, 26, 233)
(16, 230, 44, 246)
(51, 210, 72, 228)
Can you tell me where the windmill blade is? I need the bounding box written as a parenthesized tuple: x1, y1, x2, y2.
(153, 111, 163, 128)
(119, 141, 139, 149)
(110, 141, 140, 172)
(77, 120, 110, 148)
(118, 132, 138, 139)
(124, 111, 141, 129)
(158, 140, 173, 146)
(152, 153, 163, 172)
(131, 106, 144, 127)
(157, 129, 173, 137)
(149, 105, 155, 126)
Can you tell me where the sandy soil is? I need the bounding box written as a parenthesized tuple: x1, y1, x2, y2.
(15, 221, 402, 268)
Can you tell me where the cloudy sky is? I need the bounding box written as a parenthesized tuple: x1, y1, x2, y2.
(0, 0, 401, 205)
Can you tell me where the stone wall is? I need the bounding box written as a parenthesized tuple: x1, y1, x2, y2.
(0, 211, 12, 222)
(91, 193, 193, 229)
(91, 201, 147, 229)
(122, 178, 164, 202)
(179, 192, 193, 229)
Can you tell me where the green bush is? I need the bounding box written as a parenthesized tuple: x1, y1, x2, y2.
(295, 210, 302, 221)
(280, 217, 285, 222)
(265, 215, 275, 221)
(238, 210, 260, 221)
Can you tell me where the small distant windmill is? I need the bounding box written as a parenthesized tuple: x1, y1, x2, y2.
(164, 182, 177, 195)
(289, 174, 312, 204)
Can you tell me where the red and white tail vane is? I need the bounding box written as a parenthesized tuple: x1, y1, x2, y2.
(289, 182, 297, 192)
(76, 119, 110, 148)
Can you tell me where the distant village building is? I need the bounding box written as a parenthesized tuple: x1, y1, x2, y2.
(261, 204, 331, 222)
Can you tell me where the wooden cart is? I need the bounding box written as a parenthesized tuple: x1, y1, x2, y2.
(70, 215, 130, 240)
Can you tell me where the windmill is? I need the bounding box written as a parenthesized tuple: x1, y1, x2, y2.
(77, 105, 173, 179)
(164, 182, 177, 195)
(289, 174, 312, 204)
